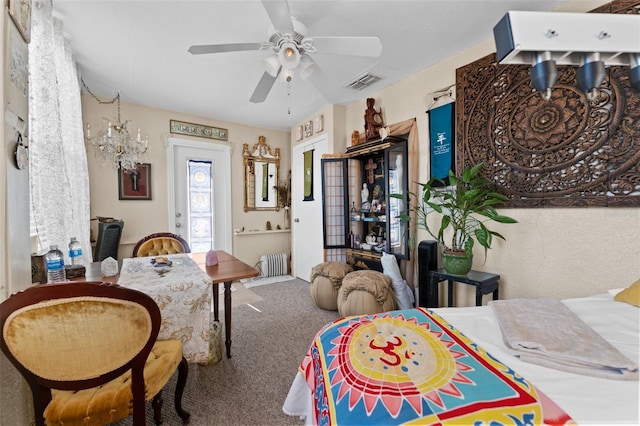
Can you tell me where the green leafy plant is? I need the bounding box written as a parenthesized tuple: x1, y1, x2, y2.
(273, 171, 291, 208)
(396, 163, 517, 262)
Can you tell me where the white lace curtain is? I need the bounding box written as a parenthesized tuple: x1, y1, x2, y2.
(29, 0, 91, 263)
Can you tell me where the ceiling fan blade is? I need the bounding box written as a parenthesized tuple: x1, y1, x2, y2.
(250, 69, 281, 103)
(188, 43, 263, 55)
(261, 0, 294, 34)
(306, 64, 343, 103)
(310, 37, 382, 57)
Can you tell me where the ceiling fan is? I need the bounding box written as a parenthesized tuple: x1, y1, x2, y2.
(188, 0, 382, 103)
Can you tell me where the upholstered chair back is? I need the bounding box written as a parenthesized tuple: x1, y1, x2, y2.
(132, 232, 191, 257)
(0, 282, 190, 426)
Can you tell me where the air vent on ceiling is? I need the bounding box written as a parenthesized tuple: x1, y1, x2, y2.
(346, 73, 382, 90)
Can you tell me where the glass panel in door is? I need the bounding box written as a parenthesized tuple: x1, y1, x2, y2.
(387, 144, 408, 258)
(188, 160, 213, 252)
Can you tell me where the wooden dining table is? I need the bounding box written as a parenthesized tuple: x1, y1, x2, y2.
(80, 250, 258, 360)
(190, 251, 259, 358)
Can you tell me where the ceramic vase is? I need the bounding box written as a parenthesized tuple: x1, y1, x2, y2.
(442, 251, 473, 275)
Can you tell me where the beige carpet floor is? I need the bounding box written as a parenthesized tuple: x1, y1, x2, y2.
(117, 278, 340, 426)
(217, 282, 264, 310)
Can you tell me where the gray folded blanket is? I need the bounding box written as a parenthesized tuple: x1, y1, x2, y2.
(490, 298, 638, 380)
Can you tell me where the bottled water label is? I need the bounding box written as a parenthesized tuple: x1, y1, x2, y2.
(46, 258, 64, 270)
(47, 258, 64, 269)
(69, 238, 83, 265)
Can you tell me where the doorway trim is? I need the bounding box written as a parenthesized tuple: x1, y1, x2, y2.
(291, 133, 328, 280)
(167, 137, 232, 253)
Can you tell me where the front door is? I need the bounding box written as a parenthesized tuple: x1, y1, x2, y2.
(292, 134, 328, 281)
(168, 138, 232, 253)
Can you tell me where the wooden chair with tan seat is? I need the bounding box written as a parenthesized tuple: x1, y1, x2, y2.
(0, 282, 190, 426)
(132, 232, 191, 257)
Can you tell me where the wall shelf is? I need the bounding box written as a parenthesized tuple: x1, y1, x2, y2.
(234, 229, 291, 236)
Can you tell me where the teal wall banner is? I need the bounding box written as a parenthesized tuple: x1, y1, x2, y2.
(428, 102, 455, 186)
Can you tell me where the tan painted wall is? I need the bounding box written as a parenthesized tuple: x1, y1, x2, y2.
(81, 95, 291, 260)
(338, 0, 640, 304)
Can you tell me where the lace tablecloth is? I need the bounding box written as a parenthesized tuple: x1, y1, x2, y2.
(118, 254, 213, 364)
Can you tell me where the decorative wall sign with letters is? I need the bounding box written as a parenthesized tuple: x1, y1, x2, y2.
(170, 120, 228, 141)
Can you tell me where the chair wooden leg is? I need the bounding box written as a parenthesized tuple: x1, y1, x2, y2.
(174, 356, 191, 424)
(152, 391, 164, 425)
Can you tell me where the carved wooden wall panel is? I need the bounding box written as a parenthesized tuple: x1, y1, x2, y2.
(455, 0, 640, 207)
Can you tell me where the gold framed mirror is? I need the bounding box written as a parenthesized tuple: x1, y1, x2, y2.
(243, 135, 281, 212)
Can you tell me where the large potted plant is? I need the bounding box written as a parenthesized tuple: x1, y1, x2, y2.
(403, 163, 517, 275)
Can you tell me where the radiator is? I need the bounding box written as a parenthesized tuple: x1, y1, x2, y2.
(260, 252, 288, 277)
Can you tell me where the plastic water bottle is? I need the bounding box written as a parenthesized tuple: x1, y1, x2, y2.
(45, 245, 66, 283)
(69, 237, 83, 265)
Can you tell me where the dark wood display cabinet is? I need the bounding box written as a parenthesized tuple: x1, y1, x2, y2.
(321, 136, 409, 271)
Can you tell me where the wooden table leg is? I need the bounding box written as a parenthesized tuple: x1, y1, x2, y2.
(224, 281, 232, 358)
(447, 280, 455, 307)
(212, 283, 219, 322)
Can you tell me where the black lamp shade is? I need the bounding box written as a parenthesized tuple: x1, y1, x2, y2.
(631, 66, 640, 91)
(577, 60, 605, 93)
(531, 59, 558, 97)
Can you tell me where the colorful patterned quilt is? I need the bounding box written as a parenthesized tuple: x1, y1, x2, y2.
(299, 308, 574, 425)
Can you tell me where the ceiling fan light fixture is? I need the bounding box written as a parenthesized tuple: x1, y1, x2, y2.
(279, 68, 294, 83)
(279, 41, 300, 69)
(298, 55, 314, 79)
(263, 54, 281, 77)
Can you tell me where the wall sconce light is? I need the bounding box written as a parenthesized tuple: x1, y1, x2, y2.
(576, 52, 606, 100)
(630, 53, 640, 91)
(493, 11, 640, 99)
(531, 51, 557, 100)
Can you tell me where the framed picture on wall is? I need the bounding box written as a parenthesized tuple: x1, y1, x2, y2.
(118, 163, 152, 200)
(303, 121, 313, 138)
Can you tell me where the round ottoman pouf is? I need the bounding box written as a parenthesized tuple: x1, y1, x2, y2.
(337, 270, 397, 317)
(310, 262, 354, 310)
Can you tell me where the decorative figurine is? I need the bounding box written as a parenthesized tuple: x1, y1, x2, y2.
(351, 130, 360, 146)
(361, 183, 369, 202)
(364, 98, 384, 141)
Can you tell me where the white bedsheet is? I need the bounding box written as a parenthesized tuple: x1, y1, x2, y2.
(433, 293, 639, 425)
(283, 293, 640, 425)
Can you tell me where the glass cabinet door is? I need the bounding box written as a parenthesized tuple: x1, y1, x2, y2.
(321, 137, 409, 269)
(386, 143, 409, 259)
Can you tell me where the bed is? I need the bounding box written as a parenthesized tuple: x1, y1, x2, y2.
(283, 290, 639, 425)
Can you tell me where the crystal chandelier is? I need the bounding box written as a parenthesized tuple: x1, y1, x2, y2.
(82, 79, 148, 171)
